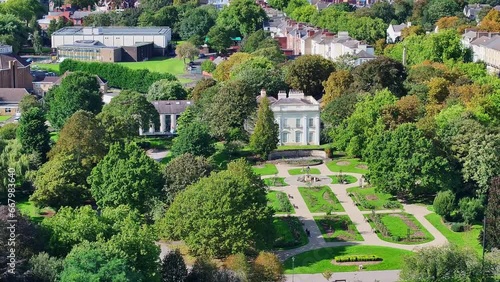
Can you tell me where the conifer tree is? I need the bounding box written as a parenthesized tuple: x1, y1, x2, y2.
(249, 95, 278, 159)
(161, 249, 187, 282)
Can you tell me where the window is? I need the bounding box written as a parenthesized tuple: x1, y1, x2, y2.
(282, 132, 289, 143)
(296, 118, 301, 128)
(283, 118, 288, 128)
(5, 108, 11, 113)
(308, 132, 314, 143)
(295, 131, 302, 143)
(308, 118, 314, 127)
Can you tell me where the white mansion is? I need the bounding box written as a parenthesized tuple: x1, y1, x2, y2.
(259, 89, 320, 146)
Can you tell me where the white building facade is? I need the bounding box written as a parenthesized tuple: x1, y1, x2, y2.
(266, 90, 320, 146)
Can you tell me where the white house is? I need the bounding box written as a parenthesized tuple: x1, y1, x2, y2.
(387, 23, 410, 43)
(259, 89, 320, 146)
(140, 100, 193, 135)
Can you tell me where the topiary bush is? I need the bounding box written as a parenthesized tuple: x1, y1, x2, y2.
(335, 255, 382, 262)
(433, 190, 455, 218)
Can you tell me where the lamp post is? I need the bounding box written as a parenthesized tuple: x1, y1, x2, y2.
(292, 256, 295, 282)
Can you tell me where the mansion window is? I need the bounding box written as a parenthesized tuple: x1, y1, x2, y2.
(308, 132, 314, 143)
(296, 118, 301, 128)
(295, 131, 302, 143)
(282, 132, 289, 143)
(308, 118, 314, 127)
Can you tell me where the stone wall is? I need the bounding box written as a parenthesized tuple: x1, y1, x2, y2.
(268, 149, 327, 160)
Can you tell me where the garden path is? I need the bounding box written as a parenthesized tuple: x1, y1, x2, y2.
(268, 162, 448, 261)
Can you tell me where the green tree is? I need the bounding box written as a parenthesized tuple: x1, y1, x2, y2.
(322, 70, 353, 106)
(18, 94, 41, 113)
(178, 6, 217, 42)
(48, 110, 106, 169)
(46, 72, 102, 129)
(355, 1, 396, 24)
(433, 190, 455, 218)
(290, 5, 318, 23)
(175, 41, 199, 64)
(400, 245, 497, 282)
(190, 78, 216, 101)
(30, 154, 91, 209)
(201, 60, 216, 73)
(366, 123, 452, 197)
(249, 96, 278, 159)
(351, 56, 407, 98)
(268, 0, 289, 10)
(0, 123, 17, 140)
(216, 0, 267, 36)
(458, 197, 483, 225)
(158, 159, 274, 258)
(224, 253, 251, 281)
(284, 0, 308, 15)
(97, 90, 159, 141)
(233, 62, 287, 97)
(285, 55, 335, 99)
(207, 25, 233, 53)
(484, 177, 500, 251)
(0, 139, 39, 194)
(0, 0, 44, 23)
(147, 80, 187, 101)
(171, 121, 215, 157)
(241, 30, 269, 53)
(64, 0, 98, 9)
(28, 252, 64, 282)
(161, 249, 188, 282)
(321, 92, 359, 135)
(88, 142, 163, 213)
(252, 252, 284, 282)
(59, 241, 137, 282)
(163, 153, 212, 203)
(422, 0, 461, 30)
(0, 14, 29, 53)
(16, 107, 50, 160)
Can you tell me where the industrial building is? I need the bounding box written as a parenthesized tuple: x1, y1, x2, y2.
(51, 26, 172, 62)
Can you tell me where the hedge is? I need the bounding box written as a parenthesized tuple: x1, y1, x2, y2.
(60, 59, 177, 93)
(335, 255, 382, 262)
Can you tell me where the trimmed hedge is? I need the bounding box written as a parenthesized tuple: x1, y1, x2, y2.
(60, 59, 177, 93)
(335, 255, 382, 262)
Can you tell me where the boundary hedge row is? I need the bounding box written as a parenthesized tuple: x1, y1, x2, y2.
(335, 255, 382, 262)
(60, 59, 177, 93)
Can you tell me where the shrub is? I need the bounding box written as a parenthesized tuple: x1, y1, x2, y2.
(59, 59, 177, 93)
(324, 147, 334, 158)
(201, 60, 216, 73)
(335, 255, 382, 262)
(383, 200, 402, 209)
(458, 197, 483, 225)
(392, 235, 401, 242)
(433, 190, 455, 218)
(451, 222, 465, 232)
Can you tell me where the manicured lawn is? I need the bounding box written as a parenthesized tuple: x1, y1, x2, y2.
(326, 158, 368, 174)
(252, 164, 278, 176)
(284, 245, 412, 273)
(118, 57, 186, 75)
(314, 215, 363, 242)
(366, 213, 434, 244)
(273, 216, 309, 250)
(346, 187, 401, 210)
(288, 168, 321, 175)
(0, 116, 11, 121)
(425, 213, 482, 254)
(135, 136, 172, 150)
(33, 63, 60, 74)
(267, 191, 294, 214)
(329, 175, 357, 184)
(17, 200, 55, 223)
(263, 177, 288, 187)
(298, 186, 344, 213)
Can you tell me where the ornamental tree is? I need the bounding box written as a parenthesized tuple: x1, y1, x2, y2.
(158, 159, 274, 258)
(16, 107, 50, 160)
(175, 41, 199, 64)
(161, 249, 188, 282)
(170, 122, 215, 157)
(249, 96, 278, 159)
(484, 177, 500, 251)
(88, 142, 163, 213)
(147, 80, 188, 101)
(285, 55, 335, 100)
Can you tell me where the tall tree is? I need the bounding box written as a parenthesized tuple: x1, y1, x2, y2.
(171, 121, 215, 157)
(178, 6, 217, 43)
(484, 177, 500, 251)
(48, 110, 107, 169)
(252, 252, 284, 282)
(322, 70, 353, 107)
(216, 0, 267, 36)
(158, 159, 274, 258)
(0, 14, 29, 53)
(147, 80, 187, 101)
(18, 95, 41, 113)
(46, 72, 102, 129)
(88, 142, 163, 213)
(351, 56, 407, 98)
(163, 153, 212, 203)
(175, 42, 199, 64)
(285, 55, 335, 100)
(249, 96, 278, 159)
(16, 107, 50, 160)
(161, 249, 188, 282)
(97, 90, 159, 142)
(206, 25, 233, 53)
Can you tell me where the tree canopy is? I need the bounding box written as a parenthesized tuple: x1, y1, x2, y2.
(147, 80, 188, 101)
(285, 55, 335, 99)
(216, 0, 267, 36)
(249, 96, 279, 159)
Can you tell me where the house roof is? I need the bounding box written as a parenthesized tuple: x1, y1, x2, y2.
(0, 54, 30, 69)
(152, 100, 192, 115)
(0, 89, 30, 103)
(355, 50, 376, 59)
(482, 35, 500, 51)
(256, 95, 277, 103)
(33, 76, 60, 84)
(272, 98, 313, 106)
(390, 23, 407, 33)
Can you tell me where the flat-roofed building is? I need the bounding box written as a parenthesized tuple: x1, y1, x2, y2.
(51, 26, 172, 60)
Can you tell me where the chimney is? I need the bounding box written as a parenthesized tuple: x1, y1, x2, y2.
(278, 90, 287, 100)
(307, 29, 315, 36)
(260, 89, 267, 97)
(288, 90, 305, 99)
(407, 22, 412, 27)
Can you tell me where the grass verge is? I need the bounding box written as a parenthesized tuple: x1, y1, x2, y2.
(346, 187, 401, 210)
(425, 213, 482, 254)
(314, 215, 363, 242)
(284, 245, 412, 273)
(118, 57, 186, 75)
(298, 186, 344, 212)
(326, 158, 368, 174)
(252, 164, 278, 176)
(273, 216, 308, 250)
(267, 191, 295, 214)
(17, 199, 55, 223)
